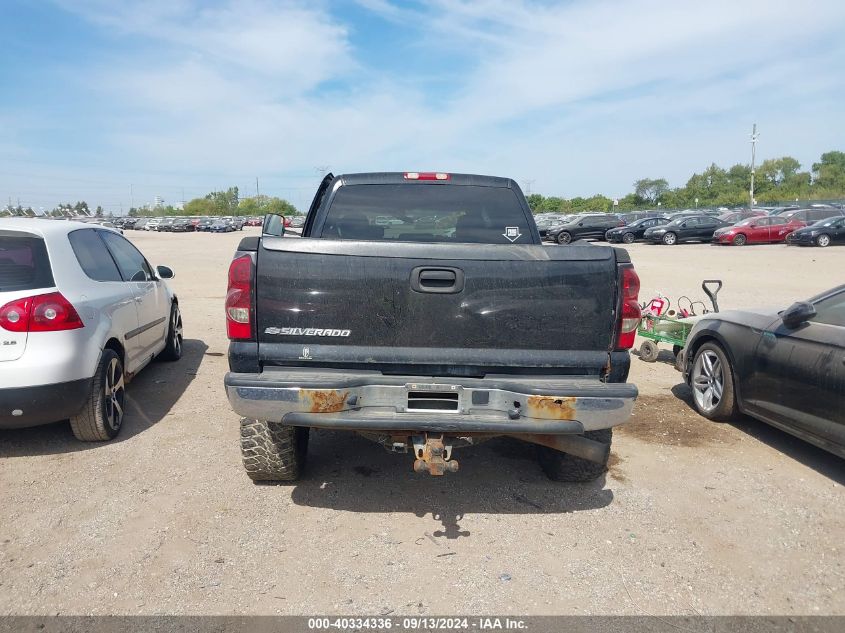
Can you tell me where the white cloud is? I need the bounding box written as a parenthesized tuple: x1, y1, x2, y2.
(5, 0, 845, 210)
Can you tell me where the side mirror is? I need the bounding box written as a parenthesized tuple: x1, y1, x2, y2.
(156, 265, 175, 279)
(263, 213, 286, 237)
(781, 301, 816, 329)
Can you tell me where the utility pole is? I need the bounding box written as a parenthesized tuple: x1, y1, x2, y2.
(256, 177, 260, 198)
(749, 123, 759, 210)
(130, 184, 134, 209)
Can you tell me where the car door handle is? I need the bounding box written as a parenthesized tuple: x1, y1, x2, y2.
(410, 267, 465, 294)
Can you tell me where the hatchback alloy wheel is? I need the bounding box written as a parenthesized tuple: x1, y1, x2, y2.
(104, 356, 125, 431)
(816, 234, 831, 247)
(691, 349, 723, 414)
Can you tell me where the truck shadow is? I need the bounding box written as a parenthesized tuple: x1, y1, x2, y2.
(0, 338, 207, 457)
(670, 383, 845, 485)
(290, 430, 614, 539)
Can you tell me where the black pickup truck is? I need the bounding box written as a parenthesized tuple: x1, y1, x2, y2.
(224, 172, 641, 482)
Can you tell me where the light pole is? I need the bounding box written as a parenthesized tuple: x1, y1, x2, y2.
(695, 197, 699, 208)
(749, 123, 759, 210)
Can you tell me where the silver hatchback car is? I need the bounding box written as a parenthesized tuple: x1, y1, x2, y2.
(0, 219, 182, 440)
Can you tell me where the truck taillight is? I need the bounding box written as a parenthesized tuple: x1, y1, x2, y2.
(226, 254, 254, 340)
(615, 265, 641, 350)
(0, 292, 83, 333)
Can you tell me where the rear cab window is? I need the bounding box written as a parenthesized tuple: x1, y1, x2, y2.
(320, 184, 533, 244)
(0, 233, 55, 292)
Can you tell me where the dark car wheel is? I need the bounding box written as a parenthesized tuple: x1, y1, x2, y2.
(690, 342, 737, 421)
(816, 234, 831, 247)
(622, 232, 635, 244)
(556, 231, 572, 245)
(662, 232, 678, 245)
(733, 234, 747, 246)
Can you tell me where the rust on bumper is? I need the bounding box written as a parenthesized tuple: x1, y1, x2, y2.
(300, 389, 349, 413)
(525, 395, 576, 420)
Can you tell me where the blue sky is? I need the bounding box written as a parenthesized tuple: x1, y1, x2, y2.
(2, 0, 845, 212)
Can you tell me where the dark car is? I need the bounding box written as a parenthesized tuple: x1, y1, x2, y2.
(643, 215, 729, 245)
(157, 218, 175, 232)
(680, 284, 845, 458)
(546, 213, 623, 244)
(195, 218, 214, 232)
(618, 211, 663, 223)
(786, 215, 845, 247)
(717, 209, 767, 225)
(605, 216, 670, 244)
(170, 218, 194, 232)
(210, 220, 233, 233)
(779, 207, 844, 224)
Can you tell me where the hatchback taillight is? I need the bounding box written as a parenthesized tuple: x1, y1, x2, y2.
(226, 254, 254, 340)
(615, 265, 641, 350)
(0, 292, 84, 333)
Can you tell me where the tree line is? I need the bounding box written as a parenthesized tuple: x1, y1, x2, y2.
(128, 187, 302, 218)
(528, 150, 845, 213)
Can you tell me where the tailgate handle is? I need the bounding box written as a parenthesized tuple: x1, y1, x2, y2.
(411, 267, 464, 294)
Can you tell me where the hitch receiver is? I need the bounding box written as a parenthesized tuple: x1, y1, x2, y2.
(412, 434, 459, 476)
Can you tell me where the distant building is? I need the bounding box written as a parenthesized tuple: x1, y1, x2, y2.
(153, 196, 164, 209)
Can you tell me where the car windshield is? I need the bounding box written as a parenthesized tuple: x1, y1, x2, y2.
(811, 218, 841, 227)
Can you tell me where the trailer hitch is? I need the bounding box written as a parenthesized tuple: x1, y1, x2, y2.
(412, 434, 459, 476)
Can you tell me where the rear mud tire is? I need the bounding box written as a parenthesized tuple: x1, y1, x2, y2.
(536, 429, 612, 482)
(240, 419, 309, 482)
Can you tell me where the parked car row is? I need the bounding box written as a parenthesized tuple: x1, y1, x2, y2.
(536, 206, 845, 248)
(116, 216, 261, 232)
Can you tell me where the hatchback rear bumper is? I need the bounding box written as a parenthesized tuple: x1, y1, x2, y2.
(225, 369, 637, 434)
(0, 378, 91, 429)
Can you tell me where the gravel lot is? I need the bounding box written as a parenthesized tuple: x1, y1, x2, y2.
(1, 230, 843, 616)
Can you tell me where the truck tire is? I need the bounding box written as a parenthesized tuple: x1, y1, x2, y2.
(240, 419, 309, 482)
(536, 429, 612, 482)
(70, 349, 125, 442)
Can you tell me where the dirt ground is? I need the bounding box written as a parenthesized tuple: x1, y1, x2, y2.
(1, 231, 843, 616)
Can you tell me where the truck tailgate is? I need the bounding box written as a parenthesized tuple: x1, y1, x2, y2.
(255, 238, 619, 375)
